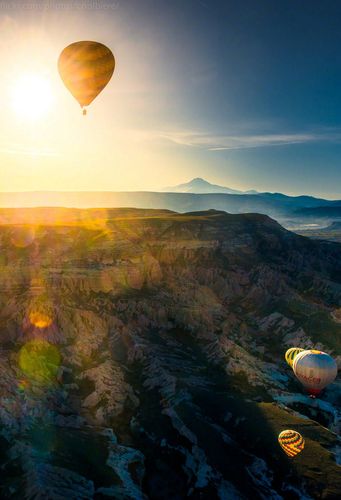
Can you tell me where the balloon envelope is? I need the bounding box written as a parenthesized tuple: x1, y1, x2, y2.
(278, 430, 305, 458)
(293, 350, 337, 396)
(285, 347, 304, 368)
(58, 41, 115, 110)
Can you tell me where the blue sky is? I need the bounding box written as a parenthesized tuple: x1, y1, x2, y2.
(1, 0, 341, 197)
(120, 0, 341, 197)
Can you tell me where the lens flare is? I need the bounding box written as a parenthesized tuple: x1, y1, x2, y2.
(11, 226, 35, 248)
(29, 311, 53, 329)
(27, 292, 54, 329)
(19, 339, 60, 383)
(17, 379, 30, 392)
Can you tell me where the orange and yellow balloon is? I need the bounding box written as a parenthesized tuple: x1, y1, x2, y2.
(285, 347, 304, 368)
(278, 430, 305, 458)
(58, 41, 115, 114)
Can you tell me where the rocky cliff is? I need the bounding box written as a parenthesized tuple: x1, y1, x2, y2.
(0, 208, 340, 499)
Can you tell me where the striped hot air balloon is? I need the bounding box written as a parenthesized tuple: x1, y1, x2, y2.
(285, 347, 304, 368)
(278, 430, 305, 458)
(58, 41, 115, 115)
(293, 349, 338, 396)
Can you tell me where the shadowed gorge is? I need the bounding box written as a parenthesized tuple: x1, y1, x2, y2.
(0, 208, 340, 499)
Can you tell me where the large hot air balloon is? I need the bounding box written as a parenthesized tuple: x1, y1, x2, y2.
(293, 349, 337, 396)
(278, 430, 305, 458)
(285, 347, 304, 368)
(58, 41, 115, 115)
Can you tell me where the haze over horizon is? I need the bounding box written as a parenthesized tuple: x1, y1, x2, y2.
(1, 1, 341, 199)
(0, 176, 340, 201)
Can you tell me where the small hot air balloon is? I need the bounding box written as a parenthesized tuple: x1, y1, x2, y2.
(278, 430, 305, 458)
(58, 41, 115, 115)
(285, 347, 304, 368)
(293, 349, 337, 396)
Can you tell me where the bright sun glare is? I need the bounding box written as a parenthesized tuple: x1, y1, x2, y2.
(11, 74, 53, 121)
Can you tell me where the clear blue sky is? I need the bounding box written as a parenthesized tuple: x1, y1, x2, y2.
(1, 0, 341, 198)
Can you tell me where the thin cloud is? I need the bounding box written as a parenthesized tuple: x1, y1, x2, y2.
(126, 128, 341, 151)
(157, 131, 339, 150)
(205, 133, 320, 151)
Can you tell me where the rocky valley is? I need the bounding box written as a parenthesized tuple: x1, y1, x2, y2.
(0, 208, 340, 499)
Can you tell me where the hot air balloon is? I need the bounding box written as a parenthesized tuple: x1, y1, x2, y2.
(285, 347, 304, 368)
(278, 430, 305, 458)
(293, 349, 337, 396)
(58, 41, 115, 115)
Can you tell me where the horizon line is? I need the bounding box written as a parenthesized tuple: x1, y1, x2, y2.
(0, 189, 339, 201)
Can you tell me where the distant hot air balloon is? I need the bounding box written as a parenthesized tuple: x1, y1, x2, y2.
(278, 430, 305, 458)
(58, 41, 115, 115)
(293, 349, 337, 396)
(285, 347, 304, 368)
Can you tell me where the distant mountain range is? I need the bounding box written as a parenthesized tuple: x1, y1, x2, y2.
(161, 177, 259, 194)
(0, 179, 340, 227)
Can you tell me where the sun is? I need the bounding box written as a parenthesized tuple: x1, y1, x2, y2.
(11, 73, 53, 121)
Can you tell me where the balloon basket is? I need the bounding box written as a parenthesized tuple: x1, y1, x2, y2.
(82, 109, 87, 116)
